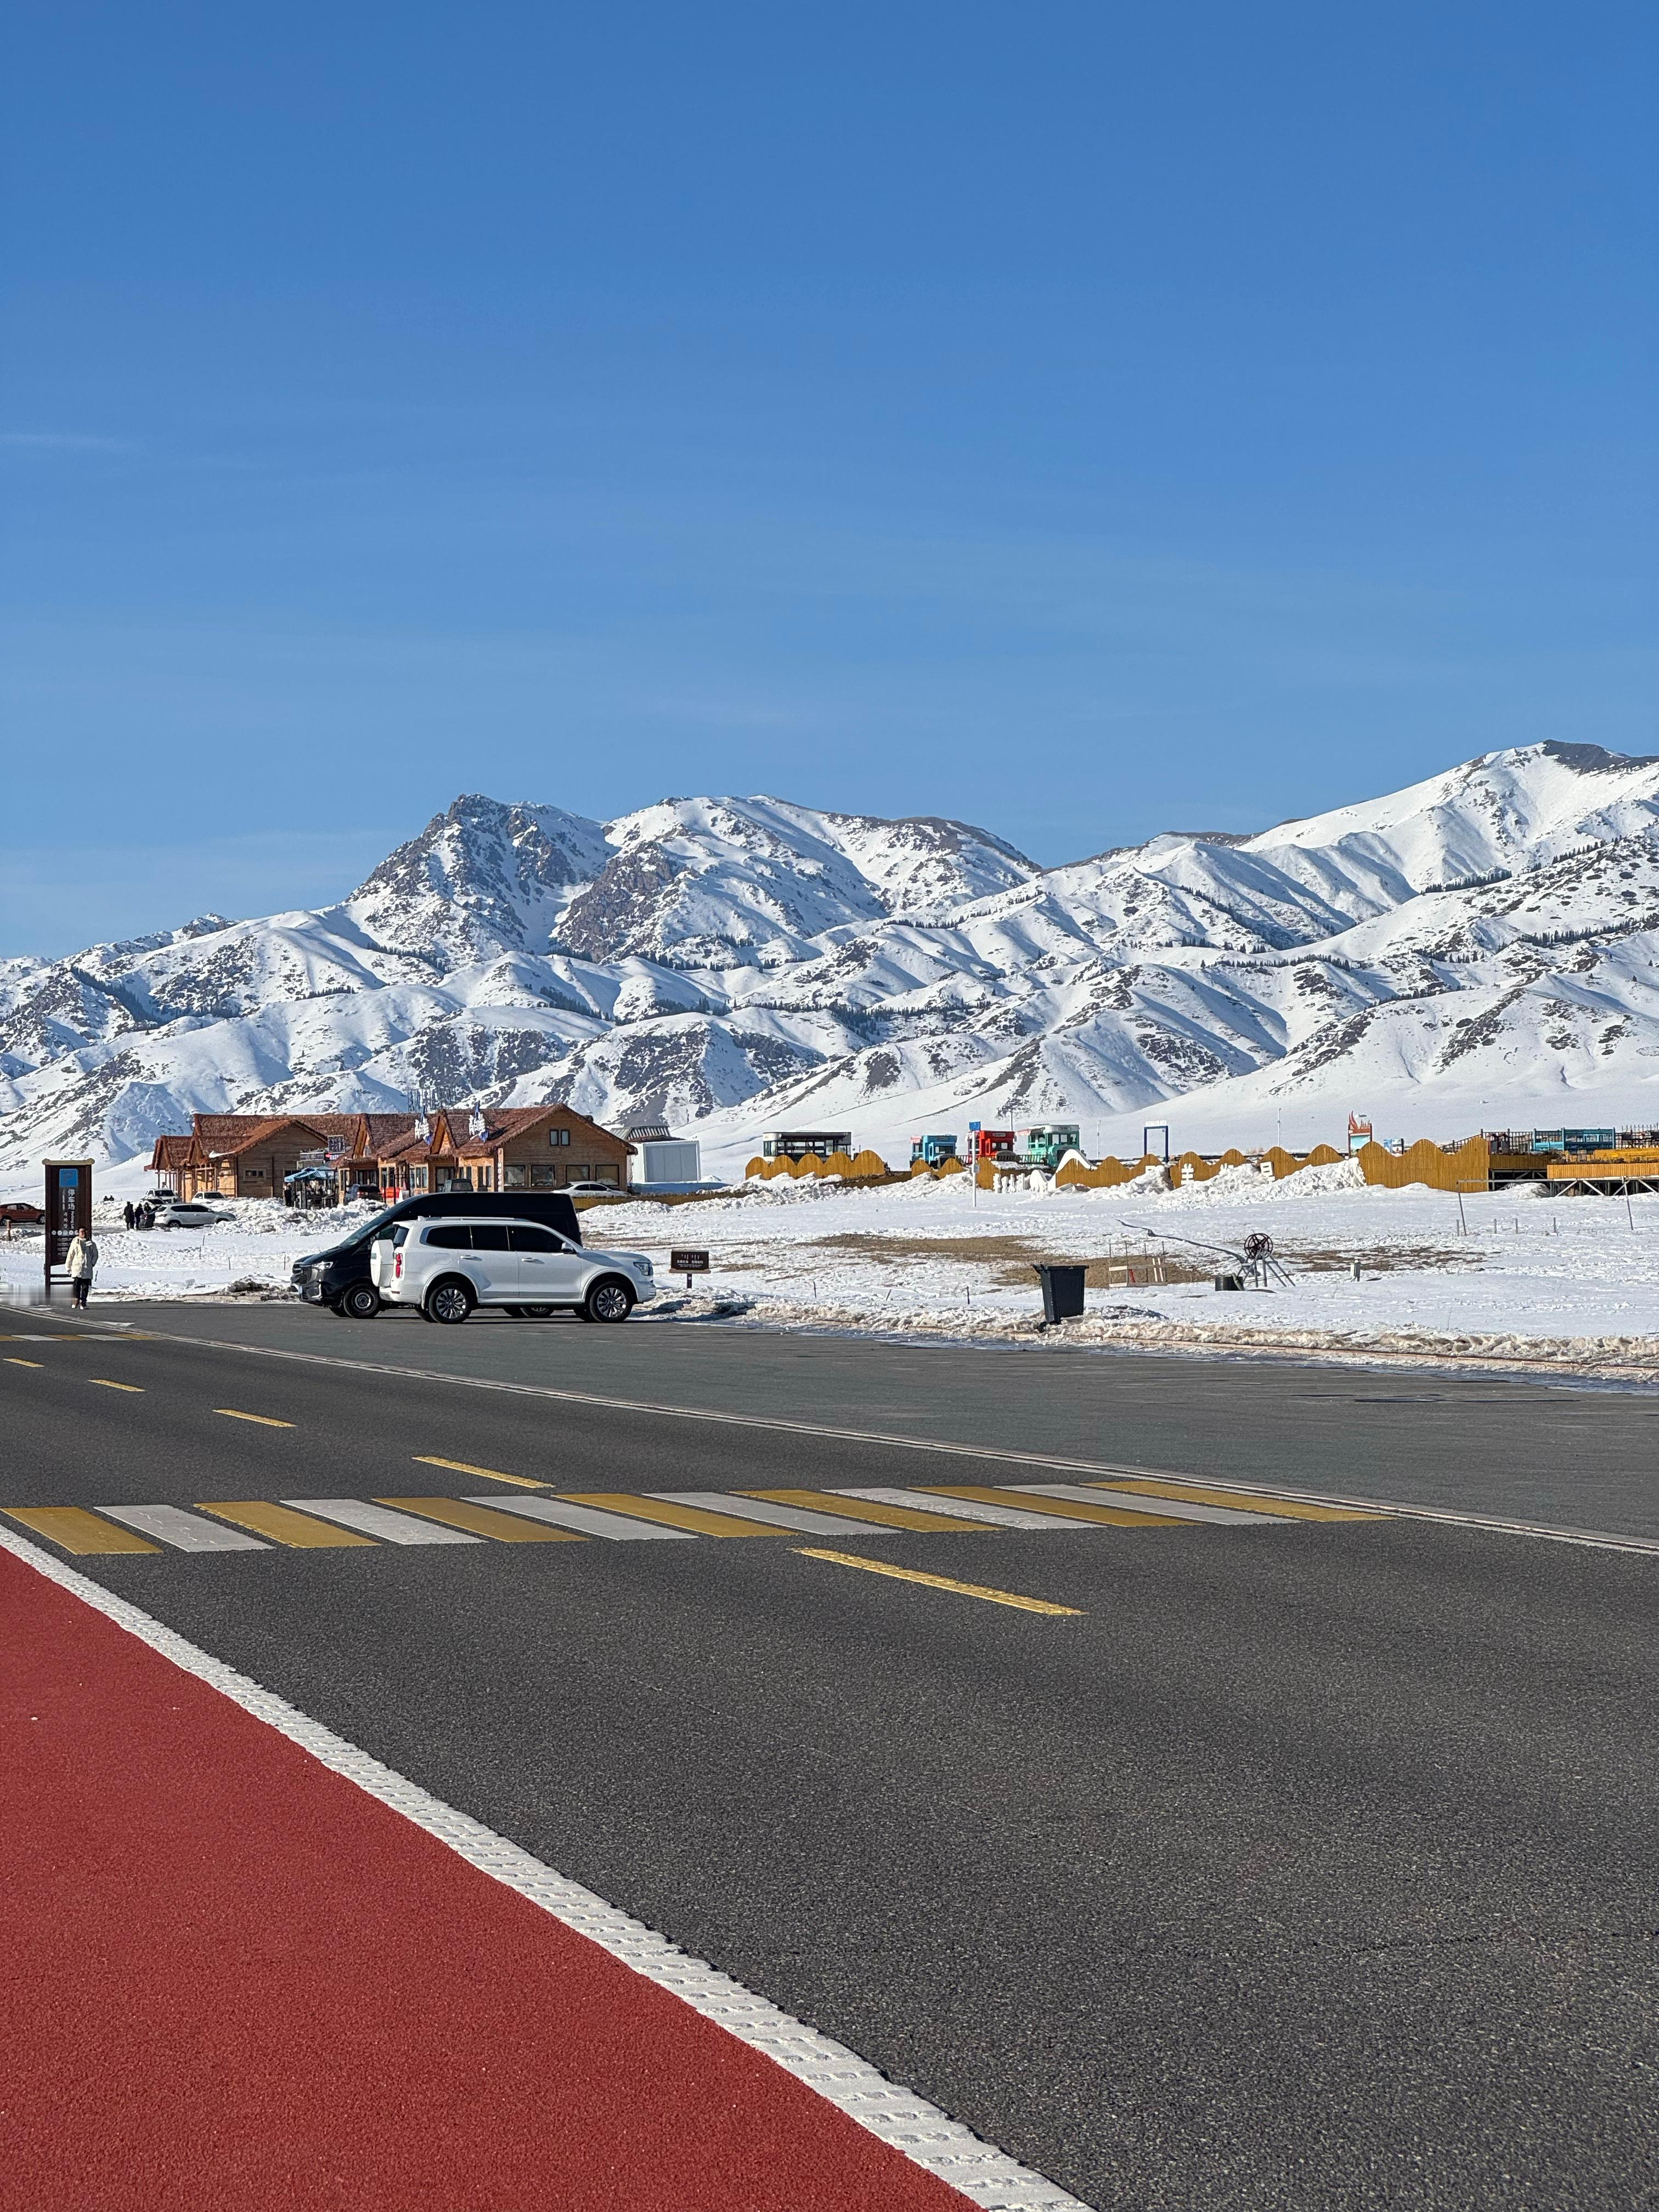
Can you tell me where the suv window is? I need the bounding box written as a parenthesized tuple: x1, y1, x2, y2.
(392, 1226, 409, 1247)
(425, 1224, 472, 1249)
(470, 1224, 511, 1251)
(509, 1224, 561, 1252)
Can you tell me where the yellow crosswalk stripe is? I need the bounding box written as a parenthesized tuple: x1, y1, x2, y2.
(377, 1497, 584, 1542)
(411, 1455, 548, 1490)
(1092, 1479, 1383, 1521)
(561, 1492, 794, 1537)
(91, 1379, 144, 1393)
(744, 1487, 996, 1533)
(3, 1505, 160, 1554)
(196, 1502, 377, 1548)
(795, 1548, 1083, 1616)
(215, 1408, 294, 1428)
(4, 1358, 44, 1368)
(919, 1484, 1183, 1528)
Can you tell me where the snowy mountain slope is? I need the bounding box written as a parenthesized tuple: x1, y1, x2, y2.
(1240, 742, 1659, 915)
(7, 743, 1659, 1186)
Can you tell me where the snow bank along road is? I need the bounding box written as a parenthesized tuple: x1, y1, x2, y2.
(3, 1310, 1656, 2209)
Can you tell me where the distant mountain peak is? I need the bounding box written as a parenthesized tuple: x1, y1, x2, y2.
(1535, 740, 1659, 776)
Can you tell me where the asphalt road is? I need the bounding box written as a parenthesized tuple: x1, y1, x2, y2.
(42, 1292, 1659, 1537)
(5, 1305, 1656, 2209)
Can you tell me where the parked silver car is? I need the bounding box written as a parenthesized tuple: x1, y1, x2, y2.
(374, 1215, 656, 1324)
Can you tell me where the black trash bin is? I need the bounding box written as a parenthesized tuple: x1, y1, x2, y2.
(1032, 1262, 1087, 1324)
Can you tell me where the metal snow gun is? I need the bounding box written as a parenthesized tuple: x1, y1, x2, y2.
(1119, 1220, 1294, 1293)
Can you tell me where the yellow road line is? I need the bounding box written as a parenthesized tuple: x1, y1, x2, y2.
(91, 1379, 144, 1393)
(4, 1358, 44, 1368)
(196, 1502, 377, 1549)
(794, 1548, 1083, 1616)
(1094, 1479, 1383, 1522)
(378, 1496, 585, 1542)
(3, 1505, 161, 1555)
(562, 1492, 793, 1537)
(744, 1487, 995, 1533)
(214, 1408, 294, 1429)
(919, 1483, 1183, 1529)
(412, 1455, 548, 1491)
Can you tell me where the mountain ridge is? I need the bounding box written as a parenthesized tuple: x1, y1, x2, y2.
(6, 743, 1659, 1184)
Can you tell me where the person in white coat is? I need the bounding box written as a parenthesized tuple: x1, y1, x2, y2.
(66, 1228, 99, 1308)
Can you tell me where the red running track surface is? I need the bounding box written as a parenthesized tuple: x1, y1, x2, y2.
(0, 1548, 978, 2211)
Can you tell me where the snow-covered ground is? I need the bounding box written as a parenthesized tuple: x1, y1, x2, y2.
(6, 1167, 1658, 1380)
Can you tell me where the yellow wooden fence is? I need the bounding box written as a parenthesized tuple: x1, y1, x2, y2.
(747, 1133, 1491, 1193)
(743, 1148, 892, 1182)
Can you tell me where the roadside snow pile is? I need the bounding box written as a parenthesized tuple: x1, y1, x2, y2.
(733, 1294, 1659, 1379)
(1143, 1158, 1366, 1205)
(1092, 1166, 1172, 1199)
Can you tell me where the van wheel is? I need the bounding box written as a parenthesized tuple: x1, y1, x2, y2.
(520, 1304, 555, 1318)
(585, 1277, 635, 1324)
(340, 1283, 381, 1320)
(502, 1305, 525, 1318)
(426, 1278, 475, 1325)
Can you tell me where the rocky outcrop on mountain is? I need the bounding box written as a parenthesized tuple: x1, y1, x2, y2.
(6, 744, 1659, 1184)
(342, 796, 610, 969)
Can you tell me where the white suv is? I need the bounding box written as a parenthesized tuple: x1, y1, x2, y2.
(375, 1215, 656, 1325)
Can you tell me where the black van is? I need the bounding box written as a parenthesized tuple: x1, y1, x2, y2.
(293, 1192, 583, 1318)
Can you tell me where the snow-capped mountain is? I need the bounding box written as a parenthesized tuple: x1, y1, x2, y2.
(7, 745, 1659, 1186)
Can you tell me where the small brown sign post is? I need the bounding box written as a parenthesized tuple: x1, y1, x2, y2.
(44, 1159, 93, 1302)
(670, 1247, 710, 1289)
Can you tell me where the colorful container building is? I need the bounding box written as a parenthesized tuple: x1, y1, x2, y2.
(760, 1131, 853, 1162)
(910, 1133, 960, 1168)
(1019, 1124, 1082, 1171)
(970, 1128, 1018, 1161)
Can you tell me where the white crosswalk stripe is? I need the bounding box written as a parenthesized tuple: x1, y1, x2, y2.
(99, 1503, 270, 1552)
(469, 1495, 699, 1541)
(283, 1498, 482, 1545)
(831, 1486, 1075, 1531)
(1008, 1482, 1265, 1526)
(650, 1491, 887, 1536)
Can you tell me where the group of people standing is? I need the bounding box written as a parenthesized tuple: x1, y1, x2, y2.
(121, 1200, 159, 1230)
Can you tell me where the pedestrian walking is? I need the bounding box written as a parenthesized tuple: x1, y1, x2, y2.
(122, 1201, 135, 1230)
(67, 1227, 99, 1308)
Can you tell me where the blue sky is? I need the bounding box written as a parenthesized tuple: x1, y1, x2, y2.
(5, 2, 1654, 953)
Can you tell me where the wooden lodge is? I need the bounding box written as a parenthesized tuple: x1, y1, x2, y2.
(375, 1105, 632, 1197)
(149, 1105, 633, 1204)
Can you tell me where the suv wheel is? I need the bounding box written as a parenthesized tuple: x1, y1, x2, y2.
(584, 1276, 635, 1324)
(426, 1277, 476, 1325)
(340, 1282, 381, 1320)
